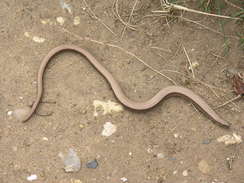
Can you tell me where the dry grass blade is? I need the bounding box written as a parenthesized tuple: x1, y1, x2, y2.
(150, 46, 172, 53)
(193, 78, 233, 93)
(183, 46, 195, 79)
(161, 0, 240, 20)
(153, 14, 238, 39)
(82, 0, 116, 36)
(121, 0, 138, 39)
(61, 28, 177, 85)
(224, 0, 243, 10)
(215, 94, 242, 109)
(112, 0, 137, 31)
(179, 16, 225, 36)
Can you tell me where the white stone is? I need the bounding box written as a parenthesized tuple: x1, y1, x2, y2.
(157, 153, 165, 159)
(27, 174, 37, 181)
(120, 177, 128, 182)
(73, 16, 80, 25)
(32, 36, 45, 43)
(7, 110, 13, 116)
(182, 170, 188, 176)
(217, 133, 242, 145)
(56, 16, 65, 25)
(101, 122, 117, 137)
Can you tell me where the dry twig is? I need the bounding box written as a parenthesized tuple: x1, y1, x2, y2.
(82, 0, 116, 36)
(178, 16, 225, 36)
(224, 0, 243, 10)
(112, 0, 137, 31)
(61, 28, 177, 85)
(149, 13, 238, 39)
(150, 46, 172, 53)
(121, 0, 138, 39)
(161, 0, 240, 20)
(215, 94, 242, 109)
(183, 46, 195, 79)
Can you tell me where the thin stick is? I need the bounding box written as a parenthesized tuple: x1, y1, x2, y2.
(82, 0, 116, 36)
(35, 111, 53, 116)
(105, 44, 177, 85)
(61, 28, 177, 85)
(170, 15, 238, 39)
(162, 0, 240, 20)
(150, 46, 172, 53)
(149, 11, 228, 37)
(147, 66, 231, 97)
(215, 94, 242, 109)
(192, 77, 220, 98)
(121, 0, 138, 39)
(179, 16, 225, 36)
(113, 0, 137, 30)
(183, 46, 195, 79)
(193, 78, 232, 92)
(224, 0, 243, 10)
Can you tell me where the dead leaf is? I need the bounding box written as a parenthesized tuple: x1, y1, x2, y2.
(233, 73, 244, 95)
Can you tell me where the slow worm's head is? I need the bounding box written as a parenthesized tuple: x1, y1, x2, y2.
(12, 106, 32, 122)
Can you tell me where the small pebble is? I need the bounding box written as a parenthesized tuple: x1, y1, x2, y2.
(174, 133, 179, 138)
(42, 137, 49, 141)
(27, 174, 37, 181)
(7, 110, 13, 116)
(24, 31, 31, 37)
(217, 133, 242, 145)
(56, 16, 65, 25)
(111, 139, 115, 143)
(79, 124, 85, 129)
(182, 170, 188, 176)
(59, 148, 81, 172)
(93, 100, 123, 116)
(86, 159, 98, 169)
(202, 139, 212, 144)
(192, 62, 199, 68)
(198, 160, 211, 174)
(96, 154, 101, 159)
(32, 36, 45, 43)
(41, 19, 53, 25)
(101, 122, 117, 137)
(157, 153, 165, 159)
(71, 179, 83, 183)
(147, 148, 153, 153)
(120, 177, 128, 182)
(73, 16, 80, 25)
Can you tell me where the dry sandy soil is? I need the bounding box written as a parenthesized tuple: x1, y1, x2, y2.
(0, 0, 243, 183)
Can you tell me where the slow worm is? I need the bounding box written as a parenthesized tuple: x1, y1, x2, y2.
(21, 45, 230, 128)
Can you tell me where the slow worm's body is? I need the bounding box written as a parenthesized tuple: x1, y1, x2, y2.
(22, 45, 230, 128)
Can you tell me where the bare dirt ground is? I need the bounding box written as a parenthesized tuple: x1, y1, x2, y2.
(0, 0, 243, 182)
